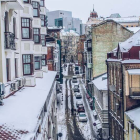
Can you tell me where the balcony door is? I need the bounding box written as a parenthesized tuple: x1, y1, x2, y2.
(6, 59, 10, 81)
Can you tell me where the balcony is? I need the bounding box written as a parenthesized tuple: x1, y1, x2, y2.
(1, 0, 24, 10)
(5, 32, 16, 50)
(130, 88, 140, 99)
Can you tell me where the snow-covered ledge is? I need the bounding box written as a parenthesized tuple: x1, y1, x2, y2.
(24, 75, 36, 87)
(35, 70, 43, 78)
(42, 65, 48, 73)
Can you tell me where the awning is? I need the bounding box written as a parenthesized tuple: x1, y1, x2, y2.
(127, 69, 140, 75)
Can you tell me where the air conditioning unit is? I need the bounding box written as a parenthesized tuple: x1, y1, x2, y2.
(10, 82, 19, 92)
(17, 79, 23, 87)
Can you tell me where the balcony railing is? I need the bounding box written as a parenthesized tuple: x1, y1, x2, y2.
(5, 32, 16, 50)
(130, 87, 140, 99)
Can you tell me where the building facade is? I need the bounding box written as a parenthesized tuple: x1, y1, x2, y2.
(47, 10, 82, 34)
(0, 0, 58, 139)
(107, 30, 140, 140)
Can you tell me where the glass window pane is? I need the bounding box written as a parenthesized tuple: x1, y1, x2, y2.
(34, 35, 39, 43)
(40, 1, 44, 6)
(41, 40, 45, 46)
(42, 60, 45, 66)
(22, 28, 29, 38)
(35, 62, 40, 69)
(33, 9, 38, 16)
(24, 64, 31, 74)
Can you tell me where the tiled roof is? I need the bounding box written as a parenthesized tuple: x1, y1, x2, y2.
(0, 124, 28, 140)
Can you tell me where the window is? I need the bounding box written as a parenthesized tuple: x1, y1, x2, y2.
(23, 0, 30, 3)
(55, 18, 63, 27)
(32, 2, 40, 17)
(40, 15, 45, 26)
(15, 58, 18, 78)
(21, 18, 32, 39)
(5, 12, 9, 32)
(13, 17, 16, 38)
(41, 35, 45, 46)
(6, 59, 10, 81)
(33, 28, 40, 43)
(42, 55, 46, 66)
(40, 0, 44, 6)
(23, 54, 33, 75)
(34, 56, 41, 70)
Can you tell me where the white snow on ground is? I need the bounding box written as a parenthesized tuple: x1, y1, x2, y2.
(63, 63, 69, 76)
(57, 78, 67, 140)
(80, 79, 99, 135)
(67, 80, 71, 112)
(71, 80, 91, 140)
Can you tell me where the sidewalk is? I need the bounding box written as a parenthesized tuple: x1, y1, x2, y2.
(79, 79, 98, 140)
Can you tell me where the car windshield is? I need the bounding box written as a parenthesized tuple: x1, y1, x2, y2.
(80, 114, 86, 117)
(74, 85, 78, 88)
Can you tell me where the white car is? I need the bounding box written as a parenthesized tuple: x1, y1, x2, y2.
(78, 113, 88, 122)
(76, 100, 83, 107)
(76, 92, 82, 99)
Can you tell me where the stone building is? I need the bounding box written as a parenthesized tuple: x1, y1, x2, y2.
(92, 20, 133, 79)
(77, 34, 86, 73)
(107, 30, 140, 140)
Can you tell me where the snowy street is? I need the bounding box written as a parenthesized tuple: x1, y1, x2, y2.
(57, 64, 97, 140)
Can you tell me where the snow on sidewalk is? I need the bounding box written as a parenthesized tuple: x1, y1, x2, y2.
(57, 78, 67, 140)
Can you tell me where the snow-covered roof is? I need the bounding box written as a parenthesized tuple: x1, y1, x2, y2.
(106, 16, 139, 23)
(92, 74, 107, 90)
(119, 30, 140, 52)
(0, 71, 57, 140)
(125, 107, 140, 130)
(127, 69, 140, 75)
(127, 27, 140, 33)
(60, 29, 79, 36)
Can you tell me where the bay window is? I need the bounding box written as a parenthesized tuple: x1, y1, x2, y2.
(34, 56, 41, 70)
(32, 2, 40, 17)
(33, 28, 40, 43)
(23, 54, 33, 75)
(40, 0, 44, 7)
(42, 55, 46, 66)
(41, 35, 46, 46)
(40, 15, 45, 26)
(21, 18, 32, 39)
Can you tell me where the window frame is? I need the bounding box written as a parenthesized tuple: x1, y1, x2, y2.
(22, 54, 33, 75)
(40, 15, 45, 27)
(33, 28, 40, 44)
(40, 0, 44, 7)
(34, 56, 41, 70)
(21, 18, 32, 39)
(32, 1, 40, 17)
(41, 54, 46, 66)
(41, 34, 46, 46)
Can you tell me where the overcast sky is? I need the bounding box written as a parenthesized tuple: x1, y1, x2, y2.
(46, 0, 140, 23)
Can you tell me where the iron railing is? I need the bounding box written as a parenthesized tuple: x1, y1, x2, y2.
(130, 87, 140, 96)
(5, 32, 15, 50)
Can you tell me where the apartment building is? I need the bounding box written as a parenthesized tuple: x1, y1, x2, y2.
(107, 30, 140, 140)
(0, 0, 58, 139)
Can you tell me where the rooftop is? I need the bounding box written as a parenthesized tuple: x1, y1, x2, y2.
(125, 107, 140, 130)
(0, 71, 57, 140)
(92, 74, 107, 90)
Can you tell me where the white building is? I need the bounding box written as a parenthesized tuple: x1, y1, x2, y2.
(47, 10, 82, 34)
(0, 0, 58, 139)
(92, 74, 109, 140)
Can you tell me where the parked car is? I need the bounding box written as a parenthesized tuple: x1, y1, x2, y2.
(77, 105, 85, 113)
(73, 84, 80, 92)
(76, 100, 83, 107)
(76, 92, 82, 99)
(78, 113, 88, 122)
(72, 76, 77, 83)
(75, 70, 79, 74)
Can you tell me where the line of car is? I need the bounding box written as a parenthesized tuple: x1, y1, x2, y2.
(72, 76, 88, 122)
